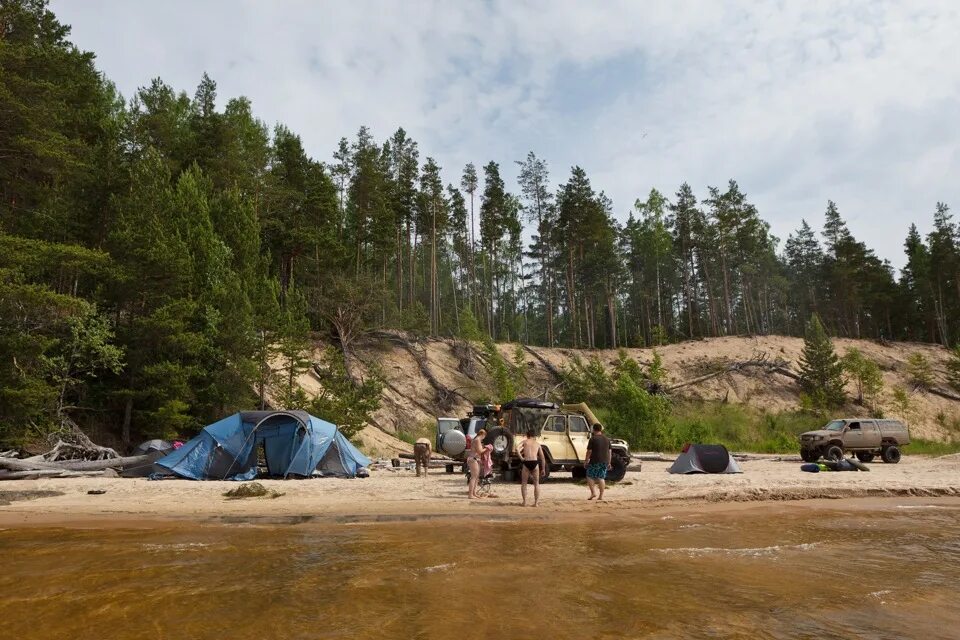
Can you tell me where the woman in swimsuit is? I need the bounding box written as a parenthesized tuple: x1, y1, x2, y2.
(467, 428, 487, 499)
(518, 428, 546, 507)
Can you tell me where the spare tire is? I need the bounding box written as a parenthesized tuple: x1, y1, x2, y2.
(483, 427, 514, 461)
(438, 430, 466, 457)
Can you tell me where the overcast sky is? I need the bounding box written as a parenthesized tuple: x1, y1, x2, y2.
(53, 0, 960, 269)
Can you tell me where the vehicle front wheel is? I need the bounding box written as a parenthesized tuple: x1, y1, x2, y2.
(881, 445, 902, 464)
(824, 445, 845, 462)
(855, 452, 875, 463)
(606, 454, 628, 482)
(571, 466, 586, 480)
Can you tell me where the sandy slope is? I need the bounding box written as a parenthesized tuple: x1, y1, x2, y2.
(3, 455, 958, 526)
(302, 334, 960, 444)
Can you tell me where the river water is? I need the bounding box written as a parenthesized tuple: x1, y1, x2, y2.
(2, 501, 959, 639)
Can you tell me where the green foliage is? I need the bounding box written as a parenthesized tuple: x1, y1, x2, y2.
(840, 347, 883, 407)
(666, 402, 822, 453)
(906, 352, 934, 390)
(798, 314, 846, 409)
(400, 301, 430, 336)
(602, 375, 672, 450)
(309, 347, 383, 439)
(4, 0, 960, 453)
(648, 350, 667, 384)
(947, 344, 960, 391)
(483, 339, 516, 402)
(560, 355, 612, 406)
(891, 387, 912, 419)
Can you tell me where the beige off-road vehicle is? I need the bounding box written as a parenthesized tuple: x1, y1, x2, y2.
(799, 418, 910, 464)
(482, 399, 633, 481)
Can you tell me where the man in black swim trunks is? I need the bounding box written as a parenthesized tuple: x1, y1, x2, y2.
(518, 428, 546, 507)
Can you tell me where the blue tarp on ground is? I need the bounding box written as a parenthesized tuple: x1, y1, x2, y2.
(156, 410, 370, 480)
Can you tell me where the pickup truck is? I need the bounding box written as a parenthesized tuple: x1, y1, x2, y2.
(799, 418, 910, 464)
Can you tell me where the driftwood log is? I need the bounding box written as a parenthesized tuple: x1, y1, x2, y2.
(0, 469, 111, 480)
(0, 453, 152, 478)
(398, 451, 453, 462)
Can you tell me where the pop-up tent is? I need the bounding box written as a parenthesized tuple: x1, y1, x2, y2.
(668, 444, 743, 474)
(155, 411, 370, 480)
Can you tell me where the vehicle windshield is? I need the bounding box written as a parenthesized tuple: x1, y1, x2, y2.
(823, 420, 846, 431)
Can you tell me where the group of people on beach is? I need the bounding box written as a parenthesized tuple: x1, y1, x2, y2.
(465, 423, 613, 506)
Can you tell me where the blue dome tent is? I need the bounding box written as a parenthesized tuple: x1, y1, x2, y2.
(156, 410, 370, 480)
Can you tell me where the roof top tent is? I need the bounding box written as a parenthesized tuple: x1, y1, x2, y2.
(668, 444, 743, 474)
(156, 411, 370, 480)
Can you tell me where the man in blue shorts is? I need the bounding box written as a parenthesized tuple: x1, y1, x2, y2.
(584, 423, 611, 501)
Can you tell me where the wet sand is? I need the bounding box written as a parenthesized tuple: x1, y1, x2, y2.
(2, 455, 959, 527)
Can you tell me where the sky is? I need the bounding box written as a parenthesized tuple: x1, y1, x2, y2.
(52, 0, 960, 270)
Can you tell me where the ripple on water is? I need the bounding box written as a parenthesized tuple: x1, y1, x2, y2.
(653, 541, 823, 558)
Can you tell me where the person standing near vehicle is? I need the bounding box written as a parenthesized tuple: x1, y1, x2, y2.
(413, 437, 432, 477)
(518, 428, 546, 507)
(467, 428, 487, 499)
(584, 423, 611, 501)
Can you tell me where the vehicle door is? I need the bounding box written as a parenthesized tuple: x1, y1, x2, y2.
(859, 421, 880, 447)
(567, 415, 591, 462)
(539, 415, 574, 462)
(844, 421, 863, 448)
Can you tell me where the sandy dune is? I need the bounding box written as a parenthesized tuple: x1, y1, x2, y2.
(2, 455, 959, 527)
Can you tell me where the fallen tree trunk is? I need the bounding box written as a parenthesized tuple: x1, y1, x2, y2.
(522, 345, 563, 381)
(58, 454, 152, 472)
(370, 331, 469, 411)
(0, 469, 110, 480)
(0, 454, 152, 473)
(0, 457, 64, 472)
(398, 451, 453, 462)
(929, 386, 960, 402)
(667, 354, 800, 392)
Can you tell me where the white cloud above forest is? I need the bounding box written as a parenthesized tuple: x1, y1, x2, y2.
(53, 0, 960, 268)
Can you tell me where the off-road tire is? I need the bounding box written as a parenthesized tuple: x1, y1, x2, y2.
(571, 466, 586, 480)
(824, 445, 845, 462)
(855, 452, 875, 463)
(445, 463, 455, 473)
(502, 467, 517, 483)
(607, 453, 629, 482)
(484, 427, 513, 462)
(881, 445, 901, 464)
(800, 449, 820, 463)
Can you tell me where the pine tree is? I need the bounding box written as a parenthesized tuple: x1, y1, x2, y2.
(798, 314, 846, 408)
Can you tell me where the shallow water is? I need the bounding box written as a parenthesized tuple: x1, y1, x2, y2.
(3, 503, 960, 639)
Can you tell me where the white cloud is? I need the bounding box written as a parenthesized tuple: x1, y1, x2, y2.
(52, 0, 960, 268)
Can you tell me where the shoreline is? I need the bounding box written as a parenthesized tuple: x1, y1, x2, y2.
(2, 456, 959, 528)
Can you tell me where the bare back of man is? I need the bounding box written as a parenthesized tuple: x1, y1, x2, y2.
(518, 429, 546, 507)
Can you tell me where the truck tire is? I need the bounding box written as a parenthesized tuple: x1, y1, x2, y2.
(445, 463, 455, 473)
(483, 427, 513, 461)
(502, 467, 517, 483)
(571, 466, 586, 480)
(800, 449, 820, 462)
(855, 452, 875, 463)
(824, 445, 845, 462)
(606, 453, 628, 482)
(881, 445, 902, 464)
